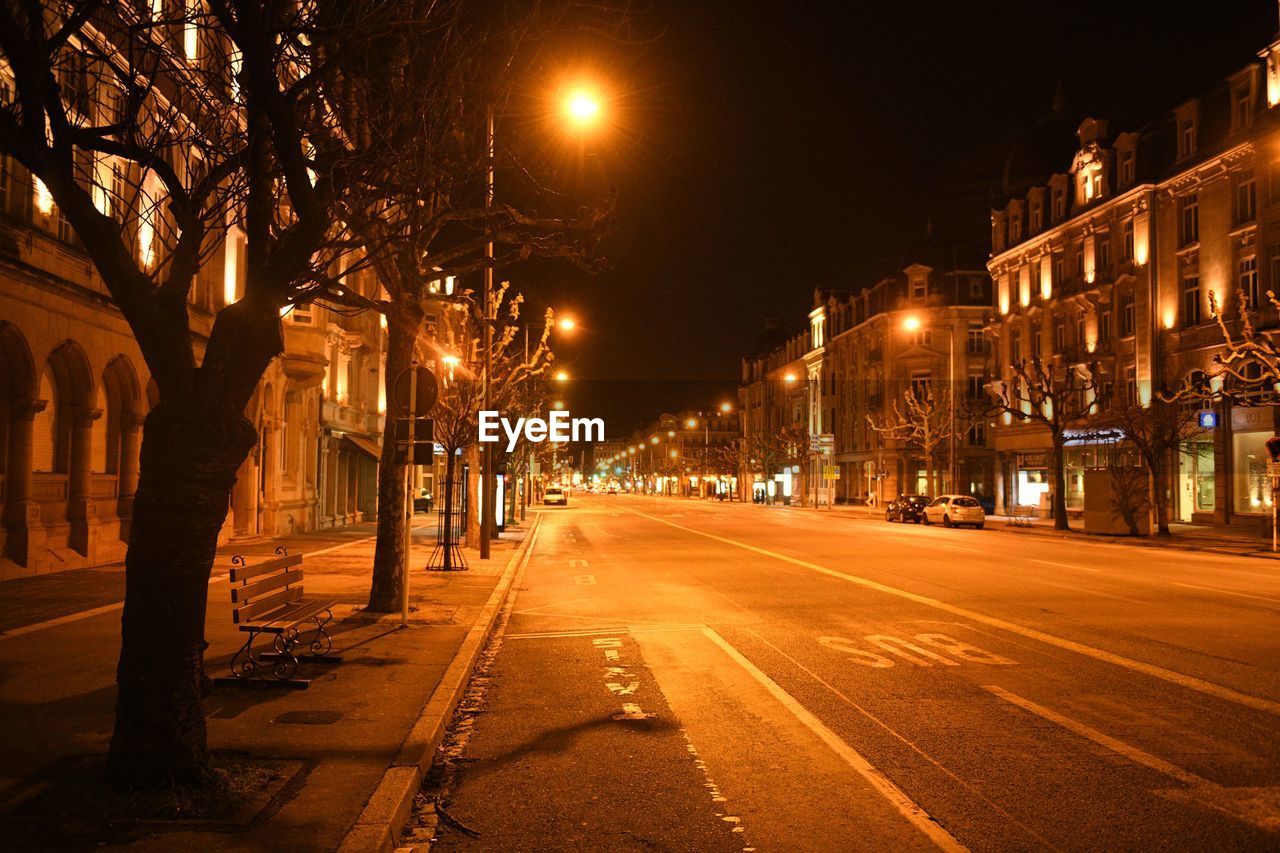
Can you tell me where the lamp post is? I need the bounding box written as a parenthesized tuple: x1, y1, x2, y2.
(903, 314, 956, 495)
(479, 87, 603, 559)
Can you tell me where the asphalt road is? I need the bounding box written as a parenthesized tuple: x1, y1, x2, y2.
(424, 494, 1280, 852)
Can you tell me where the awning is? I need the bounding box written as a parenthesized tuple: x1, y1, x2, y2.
(342, 434, 382, 460)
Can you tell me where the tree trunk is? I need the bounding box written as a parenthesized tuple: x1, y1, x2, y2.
(1051, 436, 1070, 531)
(107, 401, 256, 788)
(368, 302, 424, 611)
(1152, 456, 1171, 536)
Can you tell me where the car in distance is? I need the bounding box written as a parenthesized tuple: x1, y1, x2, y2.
(606, 484, 619, 494)
(885, 494, 930, 524)
(922, 495, 985, 529)
(544, 485, 569, 506)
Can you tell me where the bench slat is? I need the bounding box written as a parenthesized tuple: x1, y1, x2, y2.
(247, 599, 332, 633)
(232, 568, 303, 603)
(230, 553, 303, 582)
(235, 586, 303, 623)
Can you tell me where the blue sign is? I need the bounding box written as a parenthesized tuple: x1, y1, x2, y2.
(1197, 411, 1219, 429)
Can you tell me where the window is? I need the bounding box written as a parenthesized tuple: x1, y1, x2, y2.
(910, 327, 932, 347)
(1240, 255, 1260, 307)
(1179, 118, 1197, 160)
(1234, 87, 1254, 131)
(968, 421, 986, 446)
(1032, 326, 1042, 358)
(1009, 212, 1022, 244)
(1054, 320, 1066, 352)
(1030, 202, 1042, 233)
(1119, 149, 1135, 186)
(1123, 219, 1135, 261)
(1099, 306, 1112, 342)
(968, 374, 985, 399)
(910, 275, 927, 300)
(1125, 365, 1138, 407)
(1052, 253, 1064, 288)
(292, 302, 312, 324)
(1180, 192, 1199, 245)
(967, 323, 985, 354)
(1183, 270, 1201, 327)
(1074, 314, 1085, 346)
(1010, 332, 1022, 364)
(1236, 179, 1257, 225)
(1120, 292, 1135, 337)
(1097, 232, 1110, 273)
(1052, 187, 1065, 220)
(1074, 241, 1084, 278)
(910, 370, 931, 399)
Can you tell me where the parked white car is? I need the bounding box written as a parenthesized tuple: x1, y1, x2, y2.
(544, 485, 569, 506)
(922, 495, 985, 529)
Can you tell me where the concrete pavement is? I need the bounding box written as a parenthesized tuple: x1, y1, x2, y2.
(0, 515, 533, 851)
(417, 493, 1280, 850)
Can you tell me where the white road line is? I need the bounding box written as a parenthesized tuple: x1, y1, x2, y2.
(983, 684, 1206, 788)
(0, 573, 226, 640)
(0, 525, 413, 643)
(1028, 558, 1102, 573)
(1172, 582, 1280, 605)
(618, 505, 1280, 716)
(699, 626, 968, 852)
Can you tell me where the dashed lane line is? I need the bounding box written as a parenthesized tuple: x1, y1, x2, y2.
(616, 505, 1280, 717)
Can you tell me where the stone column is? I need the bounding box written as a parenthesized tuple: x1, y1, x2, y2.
(67, 408, 102, 558)
(3, 398, 48, 567)
(116, 414, 142, 526)
(260, 416, 280, 535)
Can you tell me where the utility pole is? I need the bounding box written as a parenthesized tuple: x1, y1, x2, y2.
(480, 105, 495, 560)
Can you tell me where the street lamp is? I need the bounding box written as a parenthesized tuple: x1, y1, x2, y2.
(481, 87, 606, 559)
(555, 370, 570, 382)
(902, 313, 956, 495)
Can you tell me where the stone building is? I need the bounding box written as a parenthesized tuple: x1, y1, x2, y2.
(987, 21, 1280, 527)
(740, 321, 810, 503)
(0, 19, 389, 579)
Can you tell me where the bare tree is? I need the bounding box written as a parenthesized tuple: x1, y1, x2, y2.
(319, 0, 614, 610)
(426, 283, 554, 569)
(1089, 389, 1210, 536)
(988, 357, 1108, 530)
(742, 425, 806, 504)
(867, 383, 967, 497)
(0, 1, 422, 786)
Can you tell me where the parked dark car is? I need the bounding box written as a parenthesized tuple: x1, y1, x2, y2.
(885, 494, 931, 523)
(413, 491, 433, 514)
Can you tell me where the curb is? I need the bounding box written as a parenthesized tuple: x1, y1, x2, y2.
(337, 515, 542, 853)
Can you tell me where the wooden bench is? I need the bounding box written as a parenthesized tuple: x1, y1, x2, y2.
(1007, 505, 1038, 527)
(217, 547, 340, 688)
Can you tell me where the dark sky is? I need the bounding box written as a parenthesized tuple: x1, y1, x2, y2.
(509, 0, 1277, 437)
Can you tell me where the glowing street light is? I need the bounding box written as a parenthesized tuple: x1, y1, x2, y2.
(555, 370, 570, 382)
(719, 402, 733, 413)
(902, 314, 923, 333)
(557, 316, 577, 332)
(783, 373, 797, 383)
(564, 87, 603, 128)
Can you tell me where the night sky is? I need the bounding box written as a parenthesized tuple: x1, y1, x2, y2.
(509, 0, 1277, 437)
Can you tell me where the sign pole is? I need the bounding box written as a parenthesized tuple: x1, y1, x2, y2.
(402, 360, 418, 629)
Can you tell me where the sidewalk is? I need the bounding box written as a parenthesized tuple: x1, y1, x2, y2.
(0, 512, 539, 850)
(629, 492, 1280, 560)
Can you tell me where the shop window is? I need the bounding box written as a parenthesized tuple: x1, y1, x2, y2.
(1233, 431, 1275, 514)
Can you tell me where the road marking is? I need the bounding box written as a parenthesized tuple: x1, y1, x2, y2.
(984, 685, 1204, 786)
(570, 558, 589, 567)
(613, 702, 652, 720)
(699, 626, 966, 851)
(1029, 558, 1102, 573)
(1173, 582, 1280, 604)
(618, 505, 1280, 716)
(575, 574, 596, 585)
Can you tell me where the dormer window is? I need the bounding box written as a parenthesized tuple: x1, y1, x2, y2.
(910, 274, 927, 300)
(1233, 85, 1254, 132)
(1051, 186, 1065, 221)
(1119, 149, 1134, 187)
(1178, 117, 1197, 161)
(1030, 200, 1042, 233)
(1009, 210, 1022, 244)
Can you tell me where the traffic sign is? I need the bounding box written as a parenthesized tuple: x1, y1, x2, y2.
(810, 433, 835, 454)
(392, 366, 438, 417)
